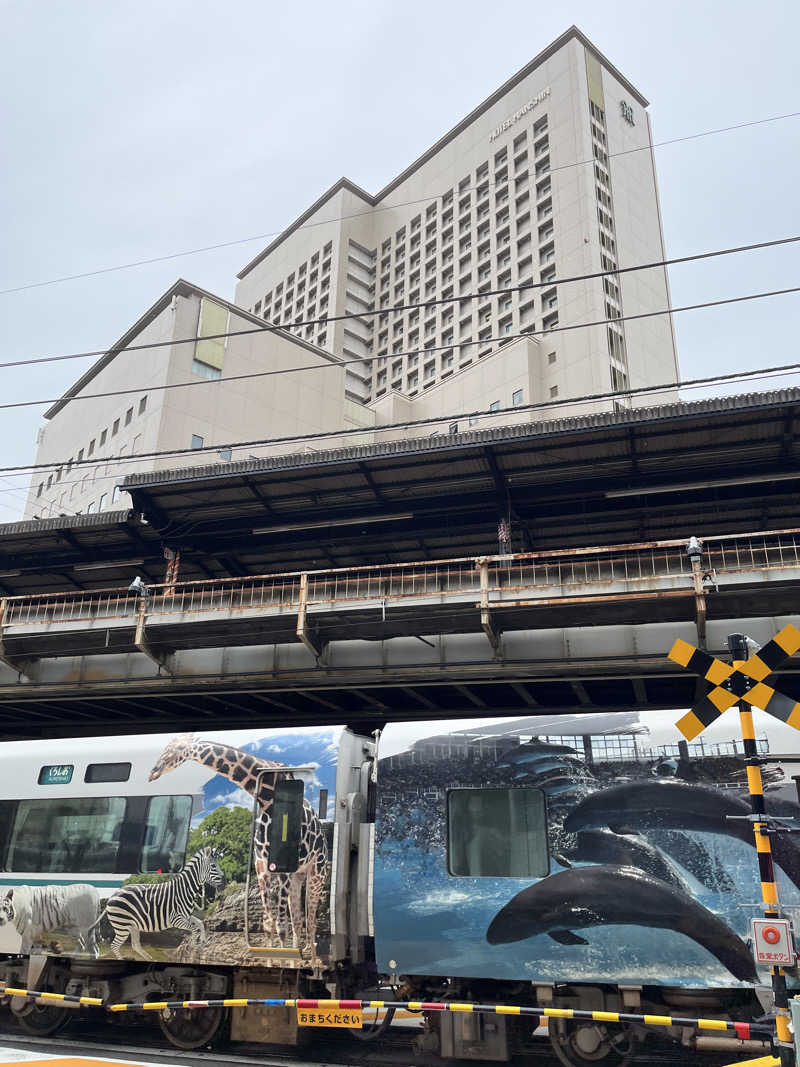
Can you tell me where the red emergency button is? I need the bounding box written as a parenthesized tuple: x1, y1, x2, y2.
(762, 926, 781, 944)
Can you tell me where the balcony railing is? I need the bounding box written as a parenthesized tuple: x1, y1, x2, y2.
(2, 528, 799, 630)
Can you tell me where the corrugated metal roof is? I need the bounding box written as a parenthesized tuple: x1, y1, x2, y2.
(122, 387, 800, 489)
(0, 509, 134, 537)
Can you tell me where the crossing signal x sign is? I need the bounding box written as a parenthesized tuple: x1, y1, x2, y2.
(668, 624, 800, 741)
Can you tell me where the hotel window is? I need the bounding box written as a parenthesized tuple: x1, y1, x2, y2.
(489, 400, 500, 412)
(191, 434, 204, 450)
(550, 385, 559, 398)
(469, 416, 480, 426)
(513, 389, 523, 406)
(449, 422, 459, 434)
(87, 501, 95, 514)
(112, 420, 119, 437)
(36, 482, 43, 498)
(138, 395, 147, 415)
(99, 493, 107, 511)
(88, 439, 95, 456)
(548, 351, 557, 364)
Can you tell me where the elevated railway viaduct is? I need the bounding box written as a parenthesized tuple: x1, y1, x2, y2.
(0, 387, 798, 740)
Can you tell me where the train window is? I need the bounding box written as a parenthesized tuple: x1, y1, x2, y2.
(141, 795, 193, 873)
(85, 762, 131, 784)
(267, 779, 304, 873)
(447, 788, 549, 878)
(6, 797, 127, 873)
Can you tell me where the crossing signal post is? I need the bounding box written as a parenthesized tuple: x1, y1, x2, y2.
(669, 624, 800, 1067)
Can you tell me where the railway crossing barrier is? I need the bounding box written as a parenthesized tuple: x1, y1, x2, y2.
(0, 982, 778, 1044)
(669, 625, 800, 1067)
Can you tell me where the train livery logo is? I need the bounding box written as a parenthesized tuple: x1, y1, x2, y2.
(669, 624, 800, 740)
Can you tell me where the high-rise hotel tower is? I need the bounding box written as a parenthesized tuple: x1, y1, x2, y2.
(234, 26, 679, 426)
(25, 27, 680, 521)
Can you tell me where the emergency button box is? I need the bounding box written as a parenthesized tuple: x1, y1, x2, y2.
(752, 918, 795, 966)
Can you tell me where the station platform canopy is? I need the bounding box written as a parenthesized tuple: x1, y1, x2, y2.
(1, 386, 798, 596)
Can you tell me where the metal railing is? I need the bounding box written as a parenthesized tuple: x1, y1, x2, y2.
(2, 528, 799, 630)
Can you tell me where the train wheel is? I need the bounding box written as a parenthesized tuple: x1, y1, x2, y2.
(16, 1003, 70, 1037)
(158, 1004, 225, 1050)
(548, 1018, 639, 1067)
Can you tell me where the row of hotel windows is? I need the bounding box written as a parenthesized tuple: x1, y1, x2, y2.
(250, 242, 334, 348)
(589, 101, 629, 398)
(437, 388, 527, 436)
(36, 395, 148, 500)
(368, 117, 556, 398)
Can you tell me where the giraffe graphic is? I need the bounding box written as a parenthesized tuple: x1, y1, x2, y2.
(148, 735, 328, 959)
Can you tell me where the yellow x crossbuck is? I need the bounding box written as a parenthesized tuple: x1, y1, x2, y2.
(668, 624, 800, 741)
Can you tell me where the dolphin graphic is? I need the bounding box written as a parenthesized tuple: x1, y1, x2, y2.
(646, 830, 736, 893)
(568, 830, 688, 891)
(563, 781, 800, 891)
(486, 864, 758, 982)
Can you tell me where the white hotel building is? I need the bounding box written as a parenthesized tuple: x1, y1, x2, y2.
(234, 25, 678, 427)
(25, 26, 678, 521)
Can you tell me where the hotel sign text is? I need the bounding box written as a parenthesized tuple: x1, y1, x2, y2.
(489, 87, 551, 142)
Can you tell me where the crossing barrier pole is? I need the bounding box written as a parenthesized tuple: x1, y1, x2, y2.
(729, 633, 795, 1067)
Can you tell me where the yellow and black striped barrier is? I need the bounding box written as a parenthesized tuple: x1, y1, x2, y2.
(0, 983, 103, 1007)
(0, 984, 771, 1040)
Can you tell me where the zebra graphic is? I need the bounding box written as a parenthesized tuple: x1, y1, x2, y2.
(102, 847, 226, 960)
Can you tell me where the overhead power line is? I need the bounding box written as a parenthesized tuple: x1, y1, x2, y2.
(9, 352, 800, 483)
(1, 284, 799, 416)
(1, 234, 798, 376)
(1, 109, 798, 299)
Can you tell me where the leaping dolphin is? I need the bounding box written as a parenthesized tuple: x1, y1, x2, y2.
(486, 864, 758, 982)
(563, 781, 800, 891)
(567, 830, 689, 892)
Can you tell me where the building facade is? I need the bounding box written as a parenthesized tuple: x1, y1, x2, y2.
(24, 27, 680, 521)
(24, 281, 353, 520)
(235, 26, 679, 427)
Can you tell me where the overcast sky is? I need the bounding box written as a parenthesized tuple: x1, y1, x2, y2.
(0, 0, 798, 522)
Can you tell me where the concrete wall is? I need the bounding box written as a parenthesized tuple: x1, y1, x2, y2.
(24, 291, 348, 520)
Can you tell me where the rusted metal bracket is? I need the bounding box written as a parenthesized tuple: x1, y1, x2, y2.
(477, 560, 500, 655)
(0, 599, 29, 679)
(134, 599, 173, 675)
(296, 573, 326, 662)
(690, 555, 707, 649)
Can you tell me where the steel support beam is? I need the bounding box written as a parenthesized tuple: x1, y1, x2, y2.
(296, 573, 326, 661)
(133, 599, 172, 675)
(0, 599, 29, 679)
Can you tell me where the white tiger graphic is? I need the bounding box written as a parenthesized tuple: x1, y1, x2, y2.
(0, 884, 100, 956)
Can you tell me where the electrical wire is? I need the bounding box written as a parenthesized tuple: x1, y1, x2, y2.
(1, 284, 799, 416)
(9, 351, 800, 483)
(1, 109, 798, 299)
(1, 234, 798, 376)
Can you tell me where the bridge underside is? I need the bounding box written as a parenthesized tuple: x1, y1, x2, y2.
(1, 615, 798, 740)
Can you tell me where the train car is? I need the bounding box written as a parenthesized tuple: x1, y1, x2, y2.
(0, 710, 797, 1065)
